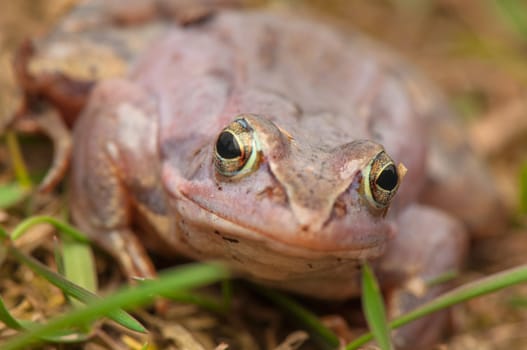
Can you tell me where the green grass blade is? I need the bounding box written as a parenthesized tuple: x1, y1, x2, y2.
(61, 236, 98, 305)
(10, 216, 89, 242)
(161, 290, 226, 313)
(347, 263, 527, 349)
(2, 263, 228, 350)
(254, 286, 340, 348)
(491, 0, 527, 40)
(4, 219, 139, 331)
(0, 227, 9, 266)
(361, 262, 392, 350)
(0, 226, 9, 240)
(18, 321, 91, 343)
(59, 236, 98, 334)
(0, 297, 23, 330)
(4, 131, 32, 190)
(8, 244, 145, 333)
(0, 296, 90, 343)
(425, 269, 458, 288)
(221, 279, 233, 310)
(0, 182, 29, 209)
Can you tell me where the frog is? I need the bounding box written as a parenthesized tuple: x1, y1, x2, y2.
(14, 1, 505, 348)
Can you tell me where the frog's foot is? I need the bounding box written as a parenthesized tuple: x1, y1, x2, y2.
(94, 227, 167, 313)
(101, 228, 158, 281)
(377, 204, 468, 349)
(71, 202, 157, 281)
(7, 105, 72, 193)
(11, 40, 93, 193)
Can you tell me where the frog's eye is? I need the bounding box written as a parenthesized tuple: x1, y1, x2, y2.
(214, 118, 261, 178)
(362, 151, 400, 208)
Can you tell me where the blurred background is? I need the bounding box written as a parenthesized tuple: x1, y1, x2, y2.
(0, 1, 527, 349)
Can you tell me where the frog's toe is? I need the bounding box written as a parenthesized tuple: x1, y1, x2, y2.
(104, 229, 158, 281)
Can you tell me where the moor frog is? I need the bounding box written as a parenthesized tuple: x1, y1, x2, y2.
(16, 2, 505, 348)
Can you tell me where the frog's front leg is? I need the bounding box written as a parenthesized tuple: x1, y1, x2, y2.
(70, 79, 162, 280)
(376, 205, 468, 349)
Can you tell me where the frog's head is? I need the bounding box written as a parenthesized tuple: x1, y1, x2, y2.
(162, 114, 405, 278)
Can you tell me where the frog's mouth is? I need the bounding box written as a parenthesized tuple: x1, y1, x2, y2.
(163, 163, 394, 260)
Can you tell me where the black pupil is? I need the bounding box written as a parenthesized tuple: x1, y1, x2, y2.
(216, 132, 241, 159)
(376, 165, 398, 191)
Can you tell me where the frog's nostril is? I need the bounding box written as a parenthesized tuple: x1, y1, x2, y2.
(333, 198, 347, 218)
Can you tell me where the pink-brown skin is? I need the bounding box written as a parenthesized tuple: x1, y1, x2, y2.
(69, 9, 503, 348)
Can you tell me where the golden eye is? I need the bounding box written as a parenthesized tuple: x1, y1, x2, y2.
(214, 118, 261, 178)
(362, 151, 400, 209)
